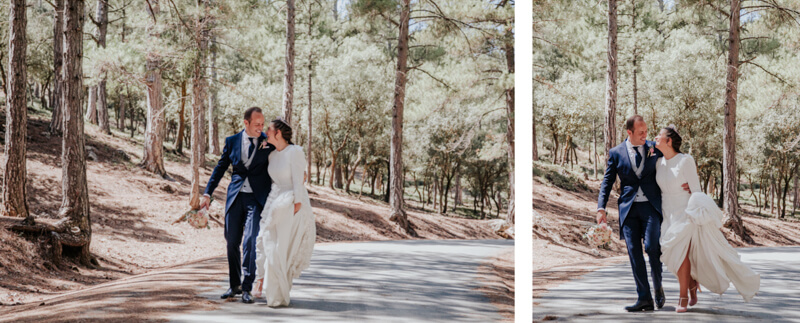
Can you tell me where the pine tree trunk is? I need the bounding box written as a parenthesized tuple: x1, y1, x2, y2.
(306, 6, 314, 187)
(97, 80, 109, 133)
(793, 174, 798, 216)
(532, 86, 538, 162)
(86, 86, 98, 124)
(503, 30, 515, 225)
(142, 60, 167, 176)
(282, 0, 296, 125)
(141, 1, 166, 177)
(2, 0, 29, 218)
(384, 161, 391, 203)
(95, 0, 109, 134)
(48, 0, 64, 135)
(334, 164, 344, 189)
(117, 87, 125, 129)
(59, 0, 94, 267)
(454, 172, 462, 206)
(722, 0, 744, 238)
(190, 0, 209, 210)
(176, 80, 187, 153)
(593, 118, 599, 180)
(604, 0, 618, 164)
(388, 0, 413, 235)
(632, 1, 638, 115)
(208, 33, 220, 155)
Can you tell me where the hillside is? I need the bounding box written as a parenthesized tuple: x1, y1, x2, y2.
(0, 114, 504, 306)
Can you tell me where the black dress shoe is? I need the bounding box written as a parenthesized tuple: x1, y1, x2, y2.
(655, 287, 666, 309)
(242, 291, 254, 304)
(625, 300, 655, 312)
(221, 286, 242, 299)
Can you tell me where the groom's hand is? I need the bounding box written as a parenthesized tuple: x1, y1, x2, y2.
(200, 195, 211, 209)
(682, 183, 691, 193)
(596, 210, 607, 224)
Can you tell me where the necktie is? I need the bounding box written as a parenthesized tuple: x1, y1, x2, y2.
(248, 137, 256, 159)
(634, 145, 642, 168)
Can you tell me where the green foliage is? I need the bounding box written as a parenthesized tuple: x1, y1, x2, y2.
(535, 0, 800, 212)
(0, 0, 512, 215)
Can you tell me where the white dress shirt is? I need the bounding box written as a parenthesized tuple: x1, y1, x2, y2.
(240, 131, 258, 193)
(626, 139, 649, 203)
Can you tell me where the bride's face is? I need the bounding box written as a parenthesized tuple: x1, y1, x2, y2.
(266, 123, 278, 145)
(654, 129, 670, 152)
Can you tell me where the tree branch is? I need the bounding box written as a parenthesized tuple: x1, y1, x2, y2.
(409, 66, 452, 90)
(743, 60, 787, 84)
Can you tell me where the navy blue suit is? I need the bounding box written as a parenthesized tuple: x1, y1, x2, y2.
(598, 139, 663, 301)
(204, 130, 274, 292)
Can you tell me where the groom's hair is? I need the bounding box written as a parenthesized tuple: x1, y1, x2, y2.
(244, 107, 263, 121)
(625, 115, 645, 131)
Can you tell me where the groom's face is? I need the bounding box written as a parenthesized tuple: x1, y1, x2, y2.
(244, 112, 265, 137)
(627, 120, 648, 146)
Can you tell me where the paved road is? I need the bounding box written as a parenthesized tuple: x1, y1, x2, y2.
(534, 246, 800, 322)
(171, 239, 514, 323)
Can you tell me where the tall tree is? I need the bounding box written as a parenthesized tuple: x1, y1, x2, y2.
(189, 0, 210, 210)
(2, 0, 29, 218)
(631, 0, 638, 115)
(59, 0, 95, 267)
(48, 0, 65, 135)
(387, 0, 412, 235)
(306, 1, 316, 185)
(604, 0, 618, 162)
(208, 32, 220, 155)
(85, 85, 98, 124)
(533, 88, 538, 161)
(282, 0, 296, 125)
(176, 80, 187, 153)
(141, 0, 167, 177)
(721, 0, 742, 237)
(501, 5, 515, 226)
(92, 0, 110, 134)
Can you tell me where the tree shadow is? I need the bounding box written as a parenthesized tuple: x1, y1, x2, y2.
(181, 240, 512, 322)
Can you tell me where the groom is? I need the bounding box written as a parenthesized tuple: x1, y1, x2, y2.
(597, 115, 665, 312)
(201, 107, 275, 304)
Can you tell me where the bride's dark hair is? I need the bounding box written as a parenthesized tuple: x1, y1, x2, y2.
(663, 125, 682, 153)
(271, 118, 294, 145)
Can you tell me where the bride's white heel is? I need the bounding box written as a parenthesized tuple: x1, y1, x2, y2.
(676, 297, 689, 313)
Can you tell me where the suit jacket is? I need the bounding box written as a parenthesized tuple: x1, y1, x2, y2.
(204, 130, 275, 215)
(597, 139, 663, 238)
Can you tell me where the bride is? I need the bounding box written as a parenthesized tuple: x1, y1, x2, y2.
(655, 125, 760, 313)
(253, 118, 316, 307)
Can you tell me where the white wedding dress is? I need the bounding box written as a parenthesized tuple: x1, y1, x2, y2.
(255, 144, 316, 306)
(657, 153, 760, 302)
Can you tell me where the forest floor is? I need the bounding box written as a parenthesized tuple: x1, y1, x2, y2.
(0, 115, 510, 319)
(533, 162, 800, 302)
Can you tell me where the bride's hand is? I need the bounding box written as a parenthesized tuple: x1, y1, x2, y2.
(294, 203, 301, 214)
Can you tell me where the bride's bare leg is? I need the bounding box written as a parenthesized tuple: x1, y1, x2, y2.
(254, 278, 264, 298)
(687, 243, 699, 305)
(676, 243, 691, 312)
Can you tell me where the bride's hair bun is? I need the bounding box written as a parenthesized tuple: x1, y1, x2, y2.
(271, 118, 294, 145)
(667, 124, 678, 133)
